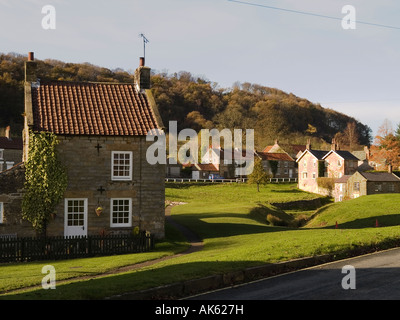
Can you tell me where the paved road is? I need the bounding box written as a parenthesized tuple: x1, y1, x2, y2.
(189, 248, 400, 300)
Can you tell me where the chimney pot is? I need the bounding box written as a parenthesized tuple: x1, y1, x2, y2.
(139, 57, 145, 67)
(388, 164, 393, 174)
(28, 52, 34, 61)
(134, 58, 151, 91)
(306, 138, 311, 150)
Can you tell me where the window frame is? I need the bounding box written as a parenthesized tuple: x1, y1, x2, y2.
(354, 182, 360, 191)
(110, 198, 132, 228)
(111, 151, 133, 181)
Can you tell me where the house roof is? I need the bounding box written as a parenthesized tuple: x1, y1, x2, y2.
(258, 152, 294, 162)
(194, 163, 219, 172)
(0, 137, 23, 150)
(31, 82, 162, 136)
(322, 150, 359, 161)
(209, 148, 255, 161)
(262, 144, 306, 157)
(296, 149, 328, 162)
(335, 175, 351, 183)
(351, 150, 367, 161)
(359, 172, 400, 182)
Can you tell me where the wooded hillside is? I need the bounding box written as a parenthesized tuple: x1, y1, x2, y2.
(0, 52, 372, 150)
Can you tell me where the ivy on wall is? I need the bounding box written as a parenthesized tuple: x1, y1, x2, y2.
(22, 131, 68, 236)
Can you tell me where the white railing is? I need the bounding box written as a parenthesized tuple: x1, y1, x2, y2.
(165, 178, 298, 183)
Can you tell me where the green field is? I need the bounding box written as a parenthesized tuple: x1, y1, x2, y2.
(2, 183, 400, 300)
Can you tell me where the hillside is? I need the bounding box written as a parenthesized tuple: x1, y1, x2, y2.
(0, 52, 372, 149)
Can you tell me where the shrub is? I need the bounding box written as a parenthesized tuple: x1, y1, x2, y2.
(316, 177, 335, 195)
(266, 214, 288, 227)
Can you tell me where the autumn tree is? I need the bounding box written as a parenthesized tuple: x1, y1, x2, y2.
(248, 158, 270, 192)
(334, 122, 360, 150)
(373, 119, 400, 169)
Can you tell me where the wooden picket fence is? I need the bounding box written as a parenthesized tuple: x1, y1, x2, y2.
(0, 233, 154, 263)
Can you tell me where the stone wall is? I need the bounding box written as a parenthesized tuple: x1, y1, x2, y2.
(0, 165, 35, 237)
(0, 135, 166, 239)
(46, 135, 165, 239)
(297, 152, 319, 194)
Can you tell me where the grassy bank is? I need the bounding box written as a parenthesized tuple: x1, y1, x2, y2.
(2, 183, 400, 299)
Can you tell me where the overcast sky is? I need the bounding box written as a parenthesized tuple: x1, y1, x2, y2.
(1, 0, 400, 136)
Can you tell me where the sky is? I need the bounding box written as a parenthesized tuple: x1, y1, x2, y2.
(1, 0, 400, 137)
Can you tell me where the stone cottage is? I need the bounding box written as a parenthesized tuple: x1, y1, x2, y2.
(257, 152, 296, 179)
(335, 168, 400, 202)
(322, 149, 359, 179)
(0, 53, 166, 239)
(296, 142, 328, 194)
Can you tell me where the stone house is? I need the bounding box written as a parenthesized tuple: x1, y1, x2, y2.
(347, 172, 400, 199)
(338, 169, 400, 201)
(333, 175, 351, 202)
(322, 149, 359, 179)
(257, 152, 296, 179)
(263, 140, 306, 161)
(296, 144, 328, 194)
(201, 147, 254, 178)
(192, 163, 219, 179)
(0, 53, 166, 239)
(0, 126, 23, 172)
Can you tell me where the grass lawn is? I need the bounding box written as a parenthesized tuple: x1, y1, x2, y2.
(306, 194, 400, 229)
(2, 183, 400, 300)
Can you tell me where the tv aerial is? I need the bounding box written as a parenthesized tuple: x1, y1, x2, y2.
(139, 33, 150, 61)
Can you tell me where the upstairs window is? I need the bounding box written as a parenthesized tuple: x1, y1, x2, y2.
(0, 149, 3, 160)
(354, 182, 360, 191)
(112, 151, 133, 181)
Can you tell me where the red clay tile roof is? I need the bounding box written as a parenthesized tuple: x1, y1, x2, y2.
(194, 163, 219, 172)
(0, 137, 23, 150)
(258, 152, 294, 162)
(31, 82, 162, 136)
(263, 146, 273, 153)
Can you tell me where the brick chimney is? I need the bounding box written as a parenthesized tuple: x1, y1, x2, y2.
(331, 138, 338, 151)
(364, 146, 370, 160)
(306, 138, 311, 150)
(134, 57, 151, 91)
(25, 52, 37, 82)
(24, 52, 37, 162)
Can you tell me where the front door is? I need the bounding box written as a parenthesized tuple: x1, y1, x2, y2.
(64, 199, 88, 237)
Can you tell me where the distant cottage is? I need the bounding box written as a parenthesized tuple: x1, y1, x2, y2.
(296, 139, 400, 201)
(0, 53, 166, 239)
